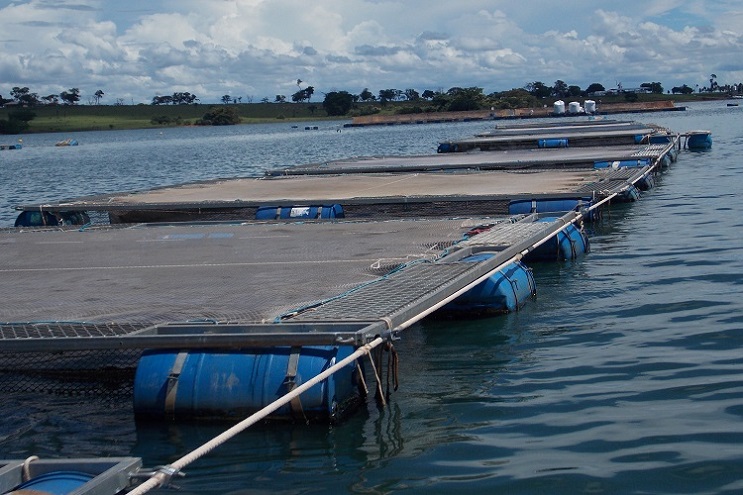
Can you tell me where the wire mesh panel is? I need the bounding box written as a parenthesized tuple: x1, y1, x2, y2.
(0, 218, 497, 328)
(0, 348, 140, 395)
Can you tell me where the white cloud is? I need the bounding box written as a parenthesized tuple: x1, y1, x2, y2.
(0, 0, 741, 103)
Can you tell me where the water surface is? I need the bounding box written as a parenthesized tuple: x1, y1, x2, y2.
(1, 102, 742, 494)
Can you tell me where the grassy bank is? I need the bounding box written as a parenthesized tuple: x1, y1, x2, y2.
(0, 93, 731, 134)
(0, 102, 332, 133)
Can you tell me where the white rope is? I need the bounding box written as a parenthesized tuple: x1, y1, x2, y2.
(127, 337, 384, 495)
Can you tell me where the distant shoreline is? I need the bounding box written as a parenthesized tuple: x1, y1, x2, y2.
(345, 100, 686, 127)
(0, 93, 734, 135)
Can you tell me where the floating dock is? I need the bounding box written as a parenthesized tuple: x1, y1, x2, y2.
(0, 120, 690, 493)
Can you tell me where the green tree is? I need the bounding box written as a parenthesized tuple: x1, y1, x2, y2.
(0, 109, 36, 134)
(672, 84, 694, 94)
(552, 80, 569, 98)
(567, 85, 582, 97)
(274, 95, 286, 103)
(59, 88, 80, 105)
(525, 81, 551, 98)
(640, 82, 663, 94)
(152, 95, 173, 105)
(378, 89, 401, 104)
(291, 86, 315, 103)
(359, 88, 376, 101)
(446, 87, 485, 111)
(404, 88, 420, 101)
(322, 91, 354, 116)
(93, 89, 104, 104)
(172, 92, 198, 104)
(196, 106, 241, 125)
(221, 94, 232, 104)
(11, 87, 39, 106)
(585, 83, 605, 94)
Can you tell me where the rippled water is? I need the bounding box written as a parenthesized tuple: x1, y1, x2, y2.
(2, 102, 743, 494)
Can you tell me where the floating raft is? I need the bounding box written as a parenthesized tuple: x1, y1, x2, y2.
(437, 119, 673, 152)
(1, 121, 681, 423)
(15, 145, 675, 224)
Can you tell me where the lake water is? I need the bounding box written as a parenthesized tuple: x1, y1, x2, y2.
(1, 102, 743, 494)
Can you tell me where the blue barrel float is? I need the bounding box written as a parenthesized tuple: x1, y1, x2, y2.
(538, 138, 568, 148)
(635, 172, 655, 191)
(685, 130, 712, 150)
(134, 346, 361, 422)
(14, 210, 90, 227)
(255, 204, 344, 220)
(439, 256, 536, 315)
(508, 197, 592, 215)
(524, 218, 590, 262)
(616, 184, 641, 202)
(593, 158, 651, 169)
(437, 142, 459, 153)
(7, 471, 93, 495)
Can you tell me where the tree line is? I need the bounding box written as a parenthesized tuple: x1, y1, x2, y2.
(3, 75, 742, 129)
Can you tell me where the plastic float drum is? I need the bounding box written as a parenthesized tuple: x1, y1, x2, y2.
(437, 142, 459, 153)
(686, 131, 712, 150)
(439, 256, 536, 315)
(255, 204, 344, 220)
(508, 198, 591, 215)
(538, 138, 569, 148)
(14, 210, 90, 227)
(593, 158, 651, 169)
(133, 346, 361, 422)
(615, 184, 641, 202)
(7, 471, 94, 495)
(525, 218, 590, 262)
(635, 172, 656, 191)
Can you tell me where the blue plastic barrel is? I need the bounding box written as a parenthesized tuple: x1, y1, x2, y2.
(508, 198, 590, 215)
(593, 158, 650, 169)
(440, 257, 536, 315)
(437, 142, 459, 153)
(255, 204, 344, 220)
(635, 172, 655, 191)
(686, 131, 712, 150)
(525, 219, 590, 262)
(10, 471, 93, 495)
(538, 138, 568, 148)
(134, 346, 360, 421)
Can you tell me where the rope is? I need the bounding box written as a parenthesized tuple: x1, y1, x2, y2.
(367, 346, 386, 407)
(126, 337, 385, 495)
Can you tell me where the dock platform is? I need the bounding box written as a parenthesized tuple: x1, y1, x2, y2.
(15, 143, 672, 224)
(1, 121, 681, 417)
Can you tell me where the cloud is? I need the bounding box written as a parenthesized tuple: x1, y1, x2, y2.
(0, 1, 741, 103)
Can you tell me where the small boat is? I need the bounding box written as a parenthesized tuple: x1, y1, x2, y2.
(727, 103, 739, 107)
(55, 138, 78, 146)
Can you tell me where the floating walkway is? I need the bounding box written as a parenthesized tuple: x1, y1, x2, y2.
(0, 120, 690, 493)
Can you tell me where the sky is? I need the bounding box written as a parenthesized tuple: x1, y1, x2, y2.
(1, 0, 742, 104)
